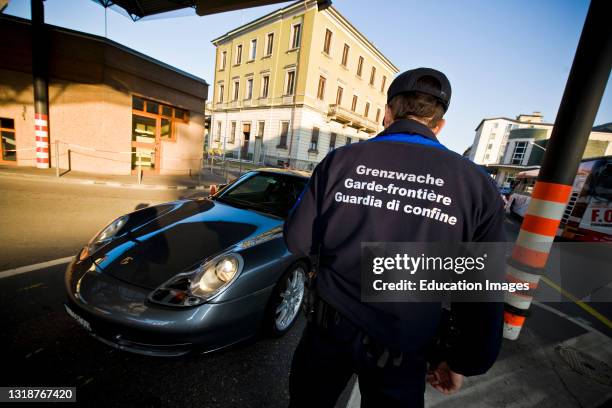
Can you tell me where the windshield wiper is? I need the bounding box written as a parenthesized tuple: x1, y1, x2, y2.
(215, 196, 283, 217)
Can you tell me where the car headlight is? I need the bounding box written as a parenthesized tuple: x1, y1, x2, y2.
(78, 215, 128, 261)
(148, 253, 244, 307)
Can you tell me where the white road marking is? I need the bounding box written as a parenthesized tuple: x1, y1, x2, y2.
(0, 256, 74, 280)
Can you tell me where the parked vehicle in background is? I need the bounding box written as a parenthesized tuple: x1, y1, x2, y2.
(507, 156, 612, 242)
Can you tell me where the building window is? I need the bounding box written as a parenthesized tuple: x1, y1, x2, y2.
(220, 51, 227, 70)
(131, 96, 187, 170)
(336, 86, 343, 105)
(235, 44, 242, 65)
(233, 80, 240, 101)
(266, 32, 274, 56)
(341, 43, 349, 67)
(323, 29, 332, 54)
(346, 137, 352, 145)
(285, 70, 296, 95)
(291, 23, 302, 49)
(309, 127, 319, 152)
(329, 132, 337, 150)
(369, 67, 376, 86)
(278, 121, 289, 148)
(364, 102, 370, 118)
(375, 108, 381, 123)
(487, 143, 493, 150)
(261, 75, 270, 98)
(214, 121, 222, 142)
(146, 100, 159, 114)
(245, 78, 253, 100)
(357, 56, 364, 77)
(381, 75, 386, 92)
(484, 153, 490, 160)
(511, 141, 528, 165)
(249, 39, 257, 61)
(317, 76, 326, 100)
(0, 117, 16, 162)
(218, 84, 224, 103)
(351, 95, 358, 112)
(257, 121, 265, 138)
(229, 121, 237, 143)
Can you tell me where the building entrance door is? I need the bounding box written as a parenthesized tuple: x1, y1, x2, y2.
(241, 123, 251, 160)
(131, 114, 160, 174)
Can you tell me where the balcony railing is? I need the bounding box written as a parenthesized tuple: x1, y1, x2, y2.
(327, 104, 378, 134)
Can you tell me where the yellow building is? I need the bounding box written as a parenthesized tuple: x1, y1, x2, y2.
(210, 0, 398, 169)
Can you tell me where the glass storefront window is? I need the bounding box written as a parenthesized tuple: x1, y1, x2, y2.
(174, 108, 185, 120)
(132, 115, 156, 142)
(131, 146, 156, 170)
(161, 118, 172, 139)
(132, 97, 144, 111)
(146, 101, 159, 114)
(0, 117, 16, 163)
(131, 96, 186, 172)
(0, 118, 15, 129)
(1, 131, 16, 161)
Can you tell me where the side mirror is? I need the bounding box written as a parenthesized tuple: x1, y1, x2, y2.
(210, 183, 228, 196)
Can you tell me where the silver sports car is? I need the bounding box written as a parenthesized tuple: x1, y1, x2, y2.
(64, 168, 310, 356)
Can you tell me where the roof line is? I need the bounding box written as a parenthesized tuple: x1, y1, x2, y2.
(210, 0, 398, 72)
(211, 0, 304, 44)
(325, 6, 398, 73)
(474, 116, 554, 131)
(1, 14, 208, 85)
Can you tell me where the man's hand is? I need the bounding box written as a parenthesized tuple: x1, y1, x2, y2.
(426, 361, 464, 395)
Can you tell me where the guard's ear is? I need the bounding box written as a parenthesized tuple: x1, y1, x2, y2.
(432, 118, 446, 136)
(383, 105, 393, 128)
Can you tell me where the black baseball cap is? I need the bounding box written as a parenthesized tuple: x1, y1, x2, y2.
(386, 68, 451, 112)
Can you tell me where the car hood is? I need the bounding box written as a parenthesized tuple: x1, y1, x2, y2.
(94, 199, 281, 289)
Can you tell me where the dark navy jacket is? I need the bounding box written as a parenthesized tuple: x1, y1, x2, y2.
(284, 119, 505, 376)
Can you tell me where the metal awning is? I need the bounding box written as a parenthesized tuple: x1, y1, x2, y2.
(90, 0, 294, 21)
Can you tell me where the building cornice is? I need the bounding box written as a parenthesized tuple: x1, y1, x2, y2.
(210, 0, 398, 75)
(324, 6, 398, 74)
(474, 117, 554, 131)
(211, 0, 315, 45)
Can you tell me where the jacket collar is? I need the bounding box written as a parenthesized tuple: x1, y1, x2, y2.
(376, 119, 438, 142)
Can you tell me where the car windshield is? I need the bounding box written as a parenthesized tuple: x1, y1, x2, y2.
(215, 172, 308, 218)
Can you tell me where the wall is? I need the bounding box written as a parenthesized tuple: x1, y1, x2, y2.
(0, 16, 208, 175)
(303, 7, 395, 130)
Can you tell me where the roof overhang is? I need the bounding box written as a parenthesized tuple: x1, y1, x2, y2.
(196, 0, 290, 16)
(90, 0, 300, 21)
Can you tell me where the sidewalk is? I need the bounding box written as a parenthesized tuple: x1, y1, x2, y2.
(0, 165, 231, 190)
(346, 306, 612, 408)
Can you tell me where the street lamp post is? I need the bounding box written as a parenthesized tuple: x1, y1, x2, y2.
(503, 0, 612, 340)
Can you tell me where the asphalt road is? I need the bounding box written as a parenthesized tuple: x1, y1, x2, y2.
(0, 176, 200, 270)
(0, 176, 609, 408)
(0, 176, 354, 408)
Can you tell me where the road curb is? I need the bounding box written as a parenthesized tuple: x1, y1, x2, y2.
(0, 171, 209, 191)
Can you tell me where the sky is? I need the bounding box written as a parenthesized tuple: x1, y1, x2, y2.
(4, 0, 611, 154)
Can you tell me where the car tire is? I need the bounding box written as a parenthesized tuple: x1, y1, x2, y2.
(265, 261, 307, 337)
